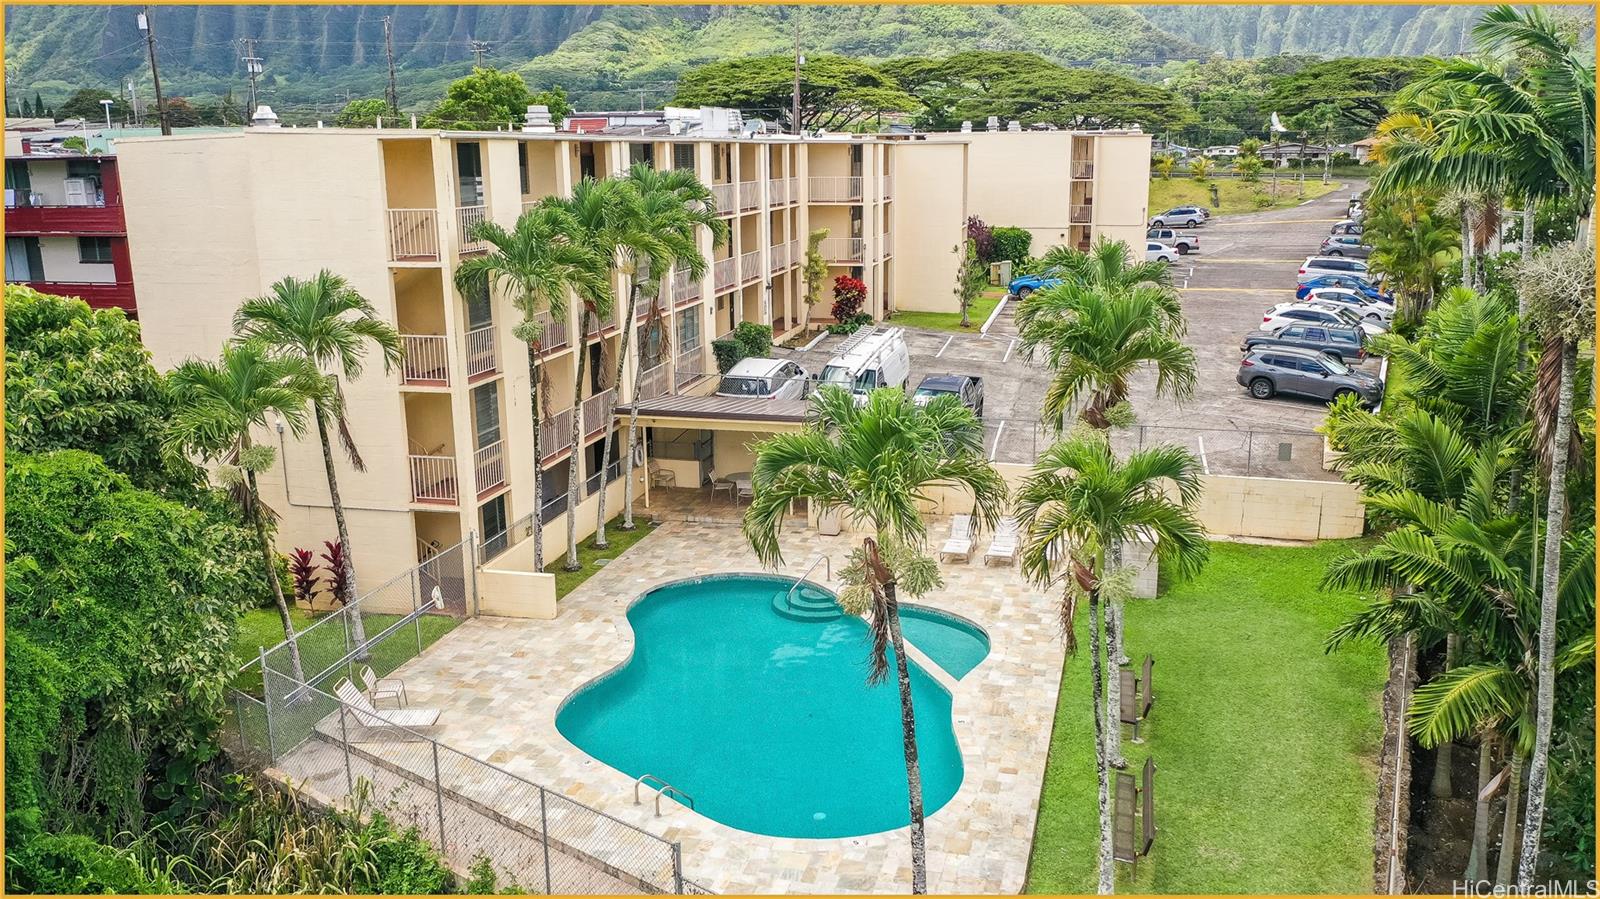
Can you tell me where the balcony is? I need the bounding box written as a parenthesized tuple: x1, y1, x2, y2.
(675, 345, 706, 390)
(672, 268, 701, 305)
(1072, 160, 1095, 179)
(584, 460, 622, 497)
(713, 257, 738, 293)
(636, 361, 671, 401)
(582, 388, 616, 438)
(769, 241, 789, 274)
(473, 440, 506, 497)
(388, 209, 440, 262)
(4, 202, 125, 235)
(457, 205, 488, 252)
(881, 232, 893, 259)
(809, 176, 862, 203)
(767, 178, 790, 206)
(820, 237, 865, 263)
(465, 325, 497, 380)
(880, 174, 893, 199)
(16, 280, 134, 312)
(1070, 204, 1094, 224)
(711, 183, 737, 217)
(738, 180, 760, 212)
(409, 454, 458, 504)
(531, 310, 569, 354)
(739, 250, 762, 284)
(539, 407, 575, 463)
(401, 334, 450, 386)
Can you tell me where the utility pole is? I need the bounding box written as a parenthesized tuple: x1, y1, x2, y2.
(125, 81, 141, 125)
(791, 11, 803, 135)
(241, 37, 263, 117)
(469, 39, 490, 69)
(383, 16, 399, 117)
(138, 7, 170, 135)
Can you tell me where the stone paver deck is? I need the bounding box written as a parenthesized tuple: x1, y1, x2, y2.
(342, 520, 1067, 893)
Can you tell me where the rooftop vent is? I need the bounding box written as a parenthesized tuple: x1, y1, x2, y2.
(522, 104, 556, 133)
(250, 105, 281, 128)
(960, 120, 972, 133)
(1007, 120, 1022, 132)
(986, 115, 1000, 132)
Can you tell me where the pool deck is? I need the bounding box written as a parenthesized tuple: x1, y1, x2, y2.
(360, 520, 1068, 894)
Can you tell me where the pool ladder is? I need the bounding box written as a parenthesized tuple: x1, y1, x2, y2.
(634, 773, 695, 816)
(784, 554, 832, 610)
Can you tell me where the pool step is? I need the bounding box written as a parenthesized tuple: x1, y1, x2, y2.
(770, 587, 843, 622)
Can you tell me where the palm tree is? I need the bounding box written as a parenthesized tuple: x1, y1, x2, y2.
(1016, 282, 1197, 431)
(457, 204, 610, 572)
(167, 341, 328, 684)
(595, 163, 724, 542)
(1014, 428, 1210, 893)
(1025, 236, 1176, 303)
(232, 270, 402, 657)
(742, 386, 1007, 894)
(1364, 193, 1462, 321)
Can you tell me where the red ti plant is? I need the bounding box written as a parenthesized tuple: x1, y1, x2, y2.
(321, 540, 350, 607)
(830, 275, 868, 321)
(288, 548, 322, 607)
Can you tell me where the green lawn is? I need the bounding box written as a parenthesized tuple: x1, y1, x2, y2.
(1150, 177, 1344, 217)
(546, 517, 660, 599)
(888, 291, 1003, 333)
(231, 605, 460, 697)
(1025, 539, 1386, 894)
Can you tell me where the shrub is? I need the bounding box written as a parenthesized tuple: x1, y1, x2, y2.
(711, 338, 743, 374)
(830, 275, 867, 322)
(826, 313, 873, 335)
(320, 540, 348, 606)
(1253, 192, 1273, 209)
(989, 227, 1032, 269)
(732, 321, 772, 359)
(964, 216, 994, 262)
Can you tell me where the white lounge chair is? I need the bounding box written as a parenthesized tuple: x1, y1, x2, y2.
(985, 518, 1019, 566)
(334, 679, 440, 734)
(939, 514, 974, 563)
(360, 665, 408, 708)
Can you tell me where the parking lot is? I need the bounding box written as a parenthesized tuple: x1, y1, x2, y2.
(774, 180, 1371, 478)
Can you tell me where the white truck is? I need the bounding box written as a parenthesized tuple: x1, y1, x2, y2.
(1146, 227, 1200, 255)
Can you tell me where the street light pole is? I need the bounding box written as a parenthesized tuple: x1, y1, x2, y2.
(100, 98, 113, 128)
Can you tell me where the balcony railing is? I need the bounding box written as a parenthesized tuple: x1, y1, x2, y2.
(675, 345, 705, 389)
(401, 334, 450, 385)
(881, 231, 893, 258)
(465, 325, 497, 379)
(672, 268, 701, 304)
(881, 174, 893, 199)
(582, 388, 616, 437)
(1070, 204, 1094, 223)
(457, 205, 488, 251)
(767, 177, 790, 206)
(769, 241, 789, 274)
(474, 440, 506, 496)
(1072, 160, 1095, 179)
(409, 454, 458, 504)
(738, 180, 760, 211)
(711, 183, 737, 217)
(539, 407, 574, 461)
(636, 361, 671, 401)
(584, 460, 622, 497)
(713, 257, 738, 293)
(739, 250, 762, 284)
(16, 280, 134, 312)
(388, 208, 440, 261)
(809, 176, 863, 202)
(820, 237, 865, 263)
(531, 309, 568, 353)
(4, 203, 125, 234)
(540, 491, 569, 525)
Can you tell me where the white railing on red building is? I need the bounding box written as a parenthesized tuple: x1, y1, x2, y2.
(388, 209, 439, 261)
(465, 326, 496, 378)
(672, 268, 701, 304)
(820, 237, 865, 262)
(809, 176, 863, 202)
(401, 334, 450, 384)
(409, 454, 458, 503)
(473, 441, 505, 495)
(711, 183, 737, 217)
(582, 388, 616, 436)
(456, 205, 488, 250)
(713, 257, 738, 293)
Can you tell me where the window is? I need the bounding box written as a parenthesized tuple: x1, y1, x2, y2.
(456, 143, 483, 205)
(480, 494, 508, 556)
(672, 144, 695, 171)
(6, 236, 40, 280)
(1303, 328, 1326, 341)
(77, 236, 114, 264)
(472, 382, 501, 449)
(518, 143, 529, 195)
(463, 272, 492, 330)
(677, 308, 701, 350)
(629, 143, 654, 166)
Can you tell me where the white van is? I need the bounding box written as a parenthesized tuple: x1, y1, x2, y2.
(818, 327, 911, 404)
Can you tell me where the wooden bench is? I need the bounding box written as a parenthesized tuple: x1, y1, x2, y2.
(1119, 653, 1156, 742)
(1112, 757, 1159, 878)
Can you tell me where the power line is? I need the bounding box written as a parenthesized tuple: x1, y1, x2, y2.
(468, 40, 491, 69)
(240, 37, 263, 115)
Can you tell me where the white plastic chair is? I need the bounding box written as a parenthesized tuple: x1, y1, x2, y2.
(334, 679, 440, 734)
(939, 514, 974, 562)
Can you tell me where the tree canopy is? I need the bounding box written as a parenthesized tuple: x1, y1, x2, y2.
(421, 67, 572, 130)
(335, 97, 391, 127)
(672, 54, 917, 132)
(56, 88, 127, 123)
(1264, 56, 1435, 130)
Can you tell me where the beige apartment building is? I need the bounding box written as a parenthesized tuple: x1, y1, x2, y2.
(116, 116, 1149, 605)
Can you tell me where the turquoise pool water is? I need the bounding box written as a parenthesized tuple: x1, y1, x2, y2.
(900, 605, 991, 680)
(554, 574, 965, 839)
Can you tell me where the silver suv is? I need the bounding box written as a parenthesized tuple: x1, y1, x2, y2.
(1237, 346, 1383, 407)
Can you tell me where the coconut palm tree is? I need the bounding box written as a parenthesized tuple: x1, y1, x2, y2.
(1014, 428, 1210, 893)
(232, 270, 402, 656)
(457, 204, 611, 571)
(1016, 282, 1197, 431)
(167, 341, 328, 684)
(594, 163, 725, 543)
(742, 386, 1007, 894)
(1025, 236, 1176, 305)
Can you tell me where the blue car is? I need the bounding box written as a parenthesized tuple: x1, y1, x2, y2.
(1295, 274, 1392, 303)
(1007, 267, 1063, 298)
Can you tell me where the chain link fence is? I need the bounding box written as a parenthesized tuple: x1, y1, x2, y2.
(981, 417, 1337, 481)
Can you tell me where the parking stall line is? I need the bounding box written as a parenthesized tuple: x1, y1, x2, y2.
(1002, 337, 1017, 363)
(936, 335, 953, 358)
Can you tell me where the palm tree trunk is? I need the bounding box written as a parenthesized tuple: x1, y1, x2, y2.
(565, 309, 592, 571)
(1498, 750, 1525, 888)
(1460, 215, 1473, 288)
(530, 346, 544, 571)
(622, 299, 660, 532)
(1517, 340, 1575, 890)
(596, 282, 641, 548)
(883, 580, 929, 894)
(1431, 633, 1460, 798)
(1089, 582, 1114, 894)
(1463, 735, 1494, 883)
(1519, 208, 1534, 316)
(244, 465, 305, 685)
(1104, 600, 1126, 770)
(311, 397, 368, 659)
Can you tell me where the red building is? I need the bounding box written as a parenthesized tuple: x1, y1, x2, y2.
(5, 146, 137, 316)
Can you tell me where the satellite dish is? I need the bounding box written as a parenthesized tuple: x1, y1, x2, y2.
(1270, 112, 1288, 133)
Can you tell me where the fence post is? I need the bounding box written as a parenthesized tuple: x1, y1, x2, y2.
(1246, 430, 1254, 475)
(431, 740, 448, 853)
(342, 607, 354, 684)
(468, 530, 480, 618)
(259, 646, 277, 763)
(414, 568, 424, 653)
(672, 841, 685, 894)
(538, 786, 554, 894)
(337, 703, 354, 797)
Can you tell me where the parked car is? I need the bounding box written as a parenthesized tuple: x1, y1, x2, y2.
(912, 373, 985, 418)
(1318, 235, 1371, 258)
(1295, 275, 1393, 303)
(1149, 205, 1210, 228)
(716, 358, 810, 399)
(1304, 287, 1394, 321)
(1147, 241, 1179, 264)
(1263, 302, 1387, 337)
(1007, 266, 1063, 299)
(1330, 219, 1363, 236)
(818, 327, 911, 404)
(1146, 227, 1200, 254)
(1238, 346, 1383, 406)
(1241, 323, 1366, 363)
(1299, 255, 1370, 279)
